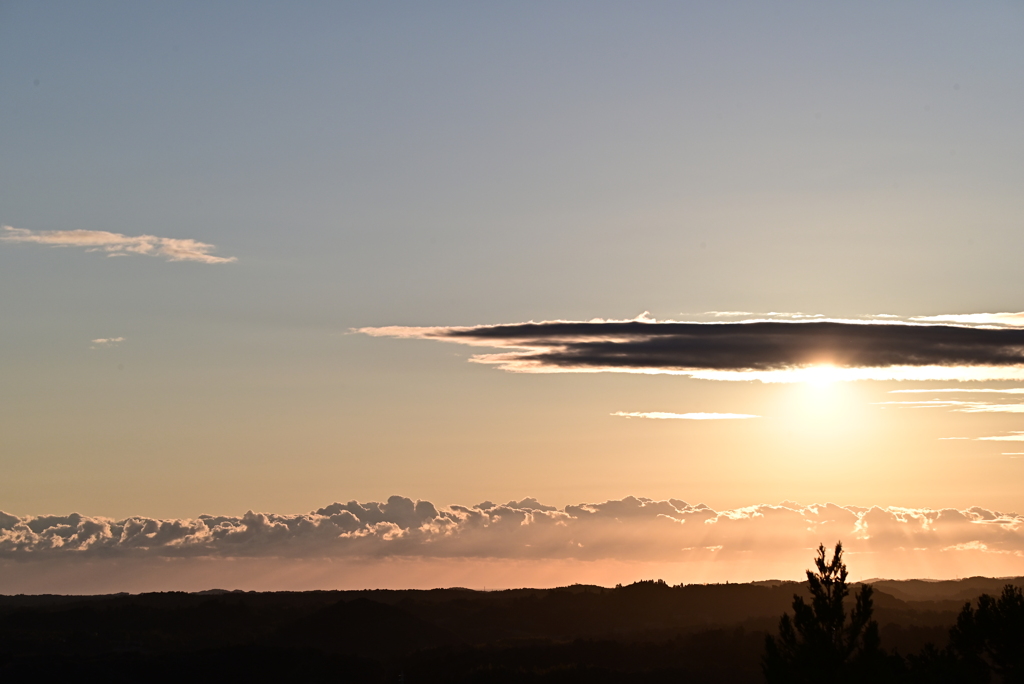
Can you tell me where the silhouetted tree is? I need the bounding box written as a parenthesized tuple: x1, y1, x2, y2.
(763, 542, 889, 683)
(904, 643, 970, 684)
(947, 584, 1024, 683)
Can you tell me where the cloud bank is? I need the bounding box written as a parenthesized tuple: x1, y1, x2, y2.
(359, 317, 1024, 382)
(4, 496, 1023, 564)
(6, 495, 1024, 591)
(2, 226, 235, 264)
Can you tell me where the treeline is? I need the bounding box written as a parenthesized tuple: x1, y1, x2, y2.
(764, 543, 1024, 683)
(0, 571, 1020, 682)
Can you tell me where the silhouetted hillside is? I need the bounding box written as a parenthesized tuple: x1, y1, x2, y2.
(2, 577, 1021, 682)
(868, 576, 1024, 603)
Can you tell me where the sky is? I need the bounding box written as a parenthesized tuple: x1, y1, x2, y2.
(2, 1, 1024, 592)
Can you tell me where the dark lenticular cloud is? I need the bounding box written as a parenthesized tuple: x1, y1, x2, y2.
(360, 318, 1024, 380)
(462, 321, 1024, 370)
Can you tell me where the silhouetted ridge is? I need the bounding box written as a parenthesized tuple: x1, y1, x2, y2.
(3, 577, 1024, 682)
(279, 597, 458, 657)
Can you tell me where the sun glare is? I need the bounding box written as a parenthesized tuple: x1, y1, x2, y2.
(801, 364, 842, 387)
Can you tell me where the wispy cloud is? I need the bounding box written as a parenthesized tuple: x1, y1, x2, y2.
(757, 312, 827, 320)
(910, 312, 1024, 327)
(2, 226, 236, 264)
(876, 400, 1024, 414)
(359, 315, 1024, 382)
(890, 388, 1024, 395)
(90, 337, 125, 348)
(978, 432, 1024, 442)
(938, 432, 1024, 441)
(696, 311, 825, 320)
(612, 411, 759, 420)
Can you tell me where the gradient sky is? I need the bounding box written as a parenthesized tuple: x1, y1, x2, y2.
(3, 1, 1024, 591)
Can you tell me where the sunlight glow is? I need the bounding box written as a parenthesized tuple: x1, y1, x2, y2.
(684, 365, 1024, 384)
(611, 411, 759, 420)
(801, 364, 843, 387)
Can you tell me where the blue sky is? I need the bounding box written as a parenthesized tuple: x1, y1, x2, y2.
(3, 3, 1024, 590)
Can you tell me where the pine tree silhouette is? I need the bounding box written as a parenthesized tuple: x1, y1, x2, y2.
(763, 542, 885, 683)
(948, 583, 1024, 682)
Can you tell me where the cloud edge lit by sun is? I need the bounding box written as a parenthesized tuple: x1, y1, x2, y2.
(357, 313, 1024, 384)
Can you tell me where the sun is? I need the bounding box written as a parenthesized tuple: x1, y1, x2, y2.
(801, 364, 843, 387)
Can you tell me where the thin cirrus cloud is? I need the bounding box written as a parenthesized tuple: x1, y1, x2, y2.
(876, 400, 1024, 414)
(910, 312, 1024, 327)
(91, 337, 125, 347)
(358, 314, 1024, 382)
(2, 226, 236, 264)
(611, 411, 759, 420)
(940, 433, 1024, 442)
(890, 388, 1024, 395)
(696, 312, 826, 320)
(978, 432, 1024, 442)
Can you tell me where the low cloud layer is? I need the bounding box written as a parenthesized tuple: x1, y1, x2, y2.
(2, 226, 235, 264)
(4, 496, 1023, 567)
(612, 412, 759, 420)
(360, 316, 1024, 382)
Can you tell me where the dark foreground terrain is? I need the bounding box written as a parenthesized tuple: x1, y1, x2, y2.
(1, 576, 1020, 683)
